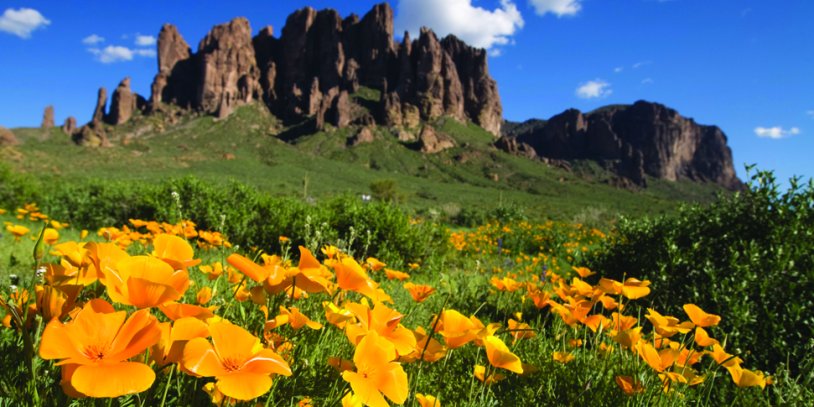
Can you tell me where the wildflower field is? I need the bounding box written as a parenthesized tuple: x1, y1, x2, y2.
(0, 170, 812, 406)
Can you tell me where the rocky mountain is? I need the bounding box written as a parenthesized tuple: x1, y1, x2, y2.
(76, 2, 500, 141)
(58, 2, 740, 190)
(498, 101, 741, 189)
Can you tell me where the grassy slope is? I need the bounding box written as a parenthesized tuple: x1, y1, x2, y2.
(4, 100, 725, 224)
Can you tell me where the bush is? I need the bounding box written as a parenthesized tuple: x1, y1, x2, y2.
(0, 163, 42, 209)
(587, 168, 814, 374)
(2, 175, 449, 266)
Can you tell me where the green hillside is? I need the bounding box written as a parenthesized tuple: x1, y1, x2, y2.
(3, 101, 726, 224)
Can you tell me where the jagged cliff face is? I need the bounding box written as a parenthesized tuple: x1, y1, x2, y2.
(143, 2, 502, 135)
(500, 101, 741, 189)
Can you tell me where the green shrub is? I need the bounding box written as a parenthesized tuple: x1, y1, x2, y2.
(587, 168, 814, 374)
(1, 174, 448, 267)
(0, 163, 42, 209)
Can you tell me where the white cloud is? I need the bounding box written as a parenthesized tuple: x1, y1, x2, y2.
(613, 66, 624, 73)
(754, 126, 801, 139)
(632, 60, 652, 69)
(576, 79, 612, 99)
(395, 0, 524, 51)
(806, 110, 814, 118)
(82, 34, 105, 45)
(0, 8, 50, 39)
(88, 45, 155, 63)
(135, 34, 156, 46)
(641, 77, 654, 85)
(529, 0, 582, 17)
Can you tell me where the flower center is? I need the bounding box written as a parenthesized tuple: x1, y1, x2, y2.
(83, 344, 107, 361)
(222, 357, 243, 372)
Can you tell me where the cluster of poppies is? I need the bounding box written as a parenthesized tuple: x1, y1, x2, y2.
(0, 203, 771, 405)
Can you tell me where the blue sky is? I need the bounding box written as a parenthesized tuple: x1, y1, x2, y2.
(1, 0, 812, 184)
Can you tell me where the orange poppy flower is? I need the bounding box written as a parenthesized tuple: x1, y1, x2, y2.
(726, 364, 768, 389)
(612, 327, 643, 351)
(708, 344, 743, 367)
(416, 393, 440, 407)
(572, 266, 596, 278)
(344, 301, 416, 356)
(323, 301, 356, 329)
(265, 306, 323, 330)
(581, 314, 611, 333)
(436, 309, 479, 348)
(507, 318, 535, 343)
(490, 276, 521, 292)
(484, 335, 523, 373)
(39, 299, 161, 398)
(621, 278, 651, 300)
(683, 304, 721, 327)
(157, 301, 215, 321)
(152, 234, 201, 271)
(264, 247, 334, 296)
(104, 256, 190, 308)
(50, 241, 89, 268)
(527, 289, 551, 309)
(384, 268, 410, 281)
(568, 277, 594, 297)
(199, 262, 225, 281)
(636, 341, 672, 372)
(333, 256, 388, 302)
(552, 351, 575, 364)
(35, 284, 81, 321)
(400, 326, 447, 363)
(403, 282, 435, 303)
(196, 286, 213, 305)
(694, 326, 719, 347)
(615, 376, 643, 395)
(341, 331, 408, 407)
(43, 228, 60, 245)
(645, 308, 694, 338)
(183, 319, 292, 401)
(5, 224, 29, 241)
(342, 392, 364, 407)
(227, 253, 270, 282)
(86, 242, 130, 285)
(364, 257, 386, 271)
(473, 364, 505, 384)
(328, 356, 354, 373)
(151, 317, 210, 367)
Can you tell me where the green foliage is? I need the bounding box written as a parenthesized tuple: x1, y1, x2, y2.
(3, 104, 729, 228)
(0, 163, 41, 209)
(369, 179, 401, 203)
(0, 176, 446, 267)
(587, 168, 814, 375)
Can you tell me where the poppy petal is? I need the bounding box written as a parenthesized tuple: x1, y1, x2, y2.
(71, 362, 155, 398)
(215, 371, 272, 401)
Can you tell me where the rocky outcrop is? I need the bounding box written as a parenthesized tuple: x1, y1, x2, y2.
(417, 125, 454, 153)
(92, 87, 107, 124)
(73, 125, 109, 147)
(441, 36, 502, 136)
(197, 18, 261, 118)
(107, 78, 145, 125)
(41, 106, 54, 129)
(131, 3, 501, 134)
(151, 24, 194, 109)
(348, 126, 375, 146)
(0, 126, 18, 146)
(62, 116, 77, 135)
(499, 101, 741, 189)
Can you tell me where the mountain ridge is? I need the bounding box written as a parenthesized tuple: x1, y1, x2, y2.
(33, 1, 740, 190)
